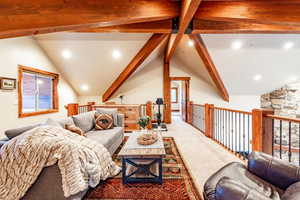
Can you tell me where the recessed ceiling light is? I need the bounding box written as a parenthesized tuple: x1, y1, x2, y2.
(231, 40, 243, 50)
(188, 40, 194, 47)
(112, 50, 121, 59)
(62, 49, 72, 59)
(283, 42, 294, 50)
(81, 84, 89, 91)
(253, 74, 262, 81)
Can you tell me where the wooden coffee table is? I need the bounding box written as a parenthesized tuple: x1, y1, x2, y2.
(118, 132, 166, 184)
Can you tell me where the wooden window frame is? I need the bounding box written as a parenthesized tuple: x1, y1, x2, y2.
(171, 87, 178, 103)
(18, 65, 59, 118)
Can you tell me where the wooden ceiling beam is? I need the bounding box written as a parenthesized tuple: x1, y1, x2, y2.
(74, 18, 300, 34)
(195, 1, 300, 27)
(189, 34, 229, 102)
(192, 19, 300, 34)
(75, 20, 173, 34)
(0, 0, 179, 39)
(165, 0, 202, 63)
(102, 34, 168, 102)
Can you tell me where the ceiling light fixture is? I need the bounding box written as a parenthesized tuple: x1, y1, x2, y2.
(283, 42, 294, 50)
(188, 40, 194, 47)
(81, 84, 89, 91)
(62, 49, 72, 59)
(253, 74, 262, 81)
(112, 50, 121, 59)
(231, 40, 243, 50)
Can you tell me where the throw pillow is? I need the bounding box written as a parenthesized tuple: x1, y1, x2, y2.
(72, 111, 96, 132)
(96, 108, 118, 126)
(95, 113, 114, 130)
(65, 124, 86, 137)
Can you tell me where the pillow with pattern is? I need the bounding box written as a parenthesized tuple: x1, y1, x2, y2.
(65, 124, 86, 137)
(95, 113, 114, 130)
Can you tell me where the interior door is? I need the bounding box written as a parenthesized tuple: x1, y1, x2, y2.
(181, 81, 187, 121)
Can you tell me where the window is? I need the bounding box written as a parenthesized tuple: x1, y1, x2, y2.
(18, 65, 59, 117)
(171, 87, 178, 103)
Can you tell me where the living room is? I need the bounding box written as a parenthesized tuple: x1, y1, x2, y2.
(1, 1, 300, 200)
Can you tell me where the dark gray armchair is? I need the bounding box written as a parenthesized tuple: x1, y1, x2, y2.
(204, 152, 300, 200)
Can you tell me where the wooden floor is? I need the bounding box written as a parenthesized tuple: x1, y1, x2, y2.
(164, 114, 242, 198)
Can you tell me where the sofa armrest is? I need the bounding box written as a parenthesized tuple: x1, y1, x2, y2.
(117, 114, 125, 128)
(216, 177, 274, 200)
(0, 139, 9, 148)
(282, 181, 300, 200)
(248, 152, 300, 190)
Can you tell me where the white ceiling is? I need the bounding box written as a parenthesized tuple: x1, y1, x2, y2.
(35, 33, 163, 96)
(201, 34, 300, 95)
(35, 32, 300, 98)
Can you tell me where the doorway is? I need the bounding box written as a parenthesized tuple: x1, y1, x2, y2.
(170, 77, 190, 122)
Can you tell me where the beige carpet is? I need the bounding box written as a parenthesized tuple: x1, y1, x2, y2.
(126, 115, 243, 199)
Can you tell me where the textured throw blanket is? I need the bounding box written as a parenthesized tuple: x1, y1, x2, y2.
(0, 125, 120, 200)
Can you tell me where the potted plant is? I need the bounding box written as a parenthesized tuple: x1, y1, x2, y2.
(137, 116, 151, 131)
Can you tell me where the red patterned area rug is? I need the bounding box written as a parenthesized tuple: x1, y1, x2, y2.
(85, 137, 202, 200)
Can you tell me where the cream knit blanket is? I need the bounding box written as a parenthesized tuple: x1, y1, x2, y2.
(0, 125, 120, 200)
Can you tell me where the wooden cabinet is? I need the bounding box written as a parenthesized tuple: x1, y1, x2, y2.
(93, 104, 141, 132)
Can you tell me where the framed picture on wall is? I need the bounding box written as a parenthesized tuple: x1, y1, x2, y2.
(0, 77, 16, 90)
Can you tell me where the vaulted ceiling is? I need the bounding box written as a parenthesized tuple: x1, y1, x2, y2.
(3, 0, 300, 101)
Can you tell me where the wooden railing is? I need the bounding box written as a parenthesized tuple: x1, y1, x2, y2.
(263, 114, 300, 166)
(65, 102, 95, 116)
(187, 103, 300, 164)
(213, 106, 252, 159)
(189, 103, 205, 133)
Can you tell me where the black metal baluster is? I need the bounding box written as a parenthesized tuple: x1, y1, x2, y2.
(248, 114, 250, 156)
(235, 112, 237, 153)
(225, 111, 228, 148)
(288, 121, 292, 163)
(280, 120, 282, 159)
(243, 114, 246, 159)
(231, 112, 233, 151)
(272, 119, 274, 156)
(239, 113, 241, 157)
(299, 123, 300, 166)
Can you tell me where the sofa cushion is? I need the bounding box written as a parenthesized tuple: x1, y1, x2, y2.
(57, 117, 74, 128)
(96, 108, 118, 126)
(86, 127, 123, 151)
(204, 162, 282, 200)
(95, 113, 113, 130)
(5, 124, 40, 139)
(216, 177, 277, 200)
(65, 124, 85, 137)
(282, 182, 300, 200)
(72, 111, 95, 132)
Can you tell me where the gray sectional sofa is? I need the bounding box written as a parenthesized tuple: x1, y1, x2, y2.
(0, 110, 124, 200)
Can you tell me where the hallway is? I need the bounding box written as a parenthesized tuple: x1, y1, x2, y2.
(162, 119, 242, 197)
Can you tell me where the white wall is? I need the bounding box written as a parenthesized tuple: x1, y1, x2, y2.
(79, 56, 259, 112)
(170, 59, 260, 112)
(0, 37, 77, 138)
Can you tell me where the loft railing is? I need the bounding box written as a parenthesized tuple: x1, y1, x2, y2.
(65, 102, 95, 116)
(264, 114, 300, 166)
(213, 107, 252, 160)
(190, 103, 205, 133)
(66, 101, 300, 165)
